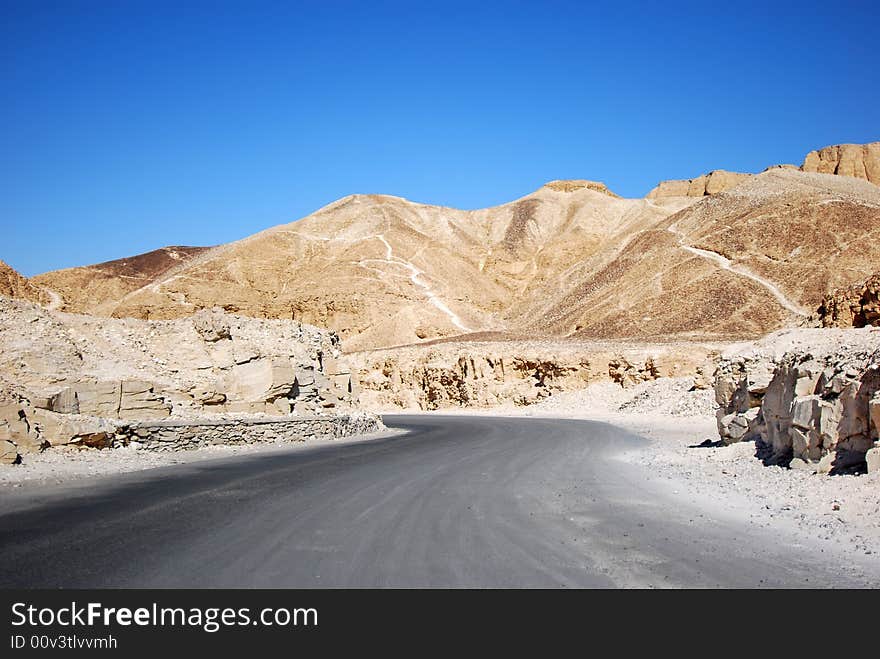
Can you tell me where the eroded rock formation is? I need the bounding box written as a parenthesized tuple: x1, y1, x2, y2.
(0, 260, 46, 305)
(714, 330, 880, 474)
(646, 169, 752, 199)
(0, 299, 372, 463)
(802, 142, 880, 185)
(817, 272, 880, 328)
(351, 341, 714, 410)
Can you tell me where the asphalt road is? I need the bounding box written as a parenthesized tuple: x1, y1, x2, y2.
(0, 415, 874, 588)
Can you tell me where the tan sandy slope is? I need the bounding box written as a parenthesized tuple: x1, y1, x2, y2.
(31, 246, 209, 316)
(528, 169, 880, 342)
(23, 142, 880, 351)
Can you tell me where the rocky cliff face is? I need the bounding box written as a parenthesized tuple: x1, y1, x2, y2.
(350, 340, 716, 410)
(646, 169, 752, 199)
(802, 142, 880, 185)
(542, 180, 620, 197)
(818, 272, 880, 328)
(714, 329, 880, 474)
(0, 299, 368, 463)
(647, 141, 880, 200)
(0, 260, 46, 305)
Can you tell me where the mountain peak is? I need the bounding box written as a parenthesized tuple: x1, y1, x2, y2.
(540, 180, 620, 197)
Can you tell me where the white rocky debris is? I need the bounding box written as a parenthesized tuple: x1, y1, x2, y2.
(714, 328, 880, 474)
(0, 299, 378, 464)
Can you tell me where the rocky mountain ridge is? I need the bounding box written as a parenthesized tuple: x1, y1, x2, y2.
(16, 142, 878, 352)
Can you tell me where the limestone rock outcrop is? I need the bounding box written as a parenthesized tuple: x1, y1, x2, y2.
(817, 272, 880, 328)
(0, 298, 369, 460)
(351, 341, 713, 410)
(714, 329, 880, 473)
(0, 260, 46, 305)
(802, 142, 880, 185)
(542, 180, 620, 197)
(646, 170, 752, 199)
(0, 439, 19, 465)
(608, 356, 660, 388)
(0, 397, 45, 459)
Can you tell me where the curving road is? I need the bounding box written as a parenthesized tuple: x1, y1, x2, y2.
(0, 415, 875, 588)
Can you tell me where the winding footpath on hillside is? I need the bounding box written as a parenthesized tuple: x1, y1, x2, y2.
(40, 286, 63, 312)
(0, 415, 876, 588)
(361, 234, 470, 331)
(667, 225, 809, 316)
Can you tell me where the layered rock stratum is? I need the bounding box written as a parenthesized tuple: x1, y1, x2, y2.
(646, 169, 752, 199)
(349, 338, 719, 411)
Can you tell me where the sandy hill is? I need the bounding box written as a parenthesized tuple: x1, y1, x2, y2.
(526, 169, 880, 341)
(32, 182, 693, 350)
(22, 142, 880, 351)
(32, 246, 209, 316)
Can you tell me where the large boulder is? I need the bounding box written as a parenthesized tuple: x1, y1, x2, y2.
(0, 439, 19, 465)
(229, 358, 296, 404)
(47, 381, 170, 420)
(119, 380, 171, 420)
(713, 358, 773, 444)
(0, 400, 45, 453)
(191, 308, 232, 342)
(31, 408, 118, 447)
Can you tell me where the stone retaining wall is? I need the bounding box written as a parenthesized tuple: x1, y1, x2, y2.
(123, 413, 384, 452)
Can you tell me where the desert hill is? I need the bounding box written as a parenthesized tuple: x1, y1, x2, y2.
(20, 142, 880, 351)
(31, 246, 209, 316)
(31, 182, 691, 350)
(524, 169, 880, 341)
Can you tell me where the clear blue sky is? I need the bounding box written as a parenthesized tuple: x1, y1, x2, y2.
(2, 1, 878, 276)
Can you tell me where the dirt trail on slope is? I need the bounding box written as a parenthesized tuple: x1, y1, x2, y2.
(667, 225, 808, 316)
